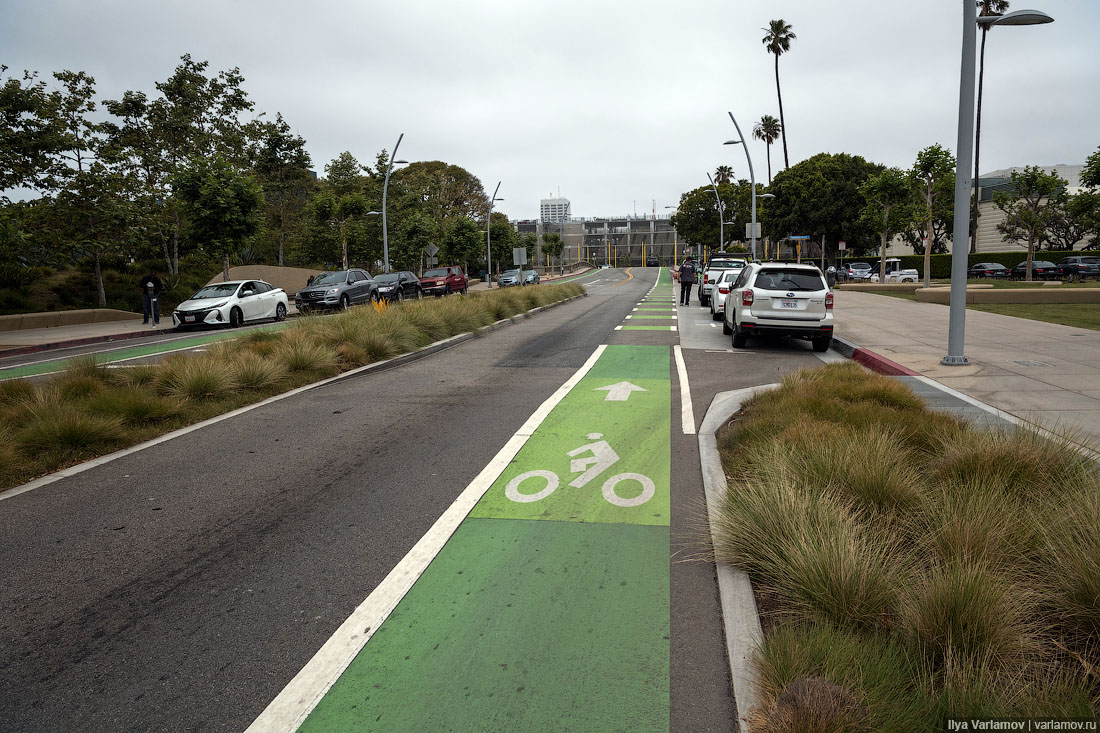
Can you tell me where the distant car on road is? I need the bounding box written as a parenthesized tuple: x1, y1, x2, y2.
(646, 257, 660, 267)
(498, 269, 523, 287)
(967, 262, 1010, 279)
(420, 266, 468, 295)
(173, 280, 288, 330)
(723, 262, 834, 352)
(523, 270, 540, 285)
(295, 269, 378, 313)
(845, 262, 873, 281)
(1010, 260, 1060, 280)
(374, 271, 422, 301)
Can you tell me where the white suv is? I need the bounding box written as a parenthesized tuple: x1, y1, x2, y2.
(699, 253, 750, 306)
(722, 263, 834, 352)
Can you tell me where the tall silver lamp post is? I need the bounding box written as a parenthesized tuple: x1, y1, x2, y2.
(381, 133, 408, 274)
(486, 181, 503, 289)
(942, 7, 1052, 365)
(706, 171, 724, 259)
(723, 111, 762, 260)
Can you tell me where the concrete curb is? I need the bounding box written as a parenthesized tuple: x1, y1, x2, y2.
(831, 335, 919, 376)
(698, 385, 778, 733)
(0, 292, 587, 503)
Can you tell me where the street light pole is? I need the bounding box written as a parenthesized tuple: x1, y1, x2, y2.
(724, 112, 759, 260)
(942, 7, 1053, 365)
(706, 171, 724, 259)
(486, 181, 502, 289)
(381, 133, 408, 274)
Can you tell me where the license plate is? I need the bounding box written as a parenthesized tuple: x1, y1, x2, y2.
(185, 315, 195, 322)
(779, 300, 799, 309)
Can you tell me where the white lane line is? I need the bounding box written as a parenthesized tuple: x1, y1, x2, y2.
(615, 325, 623, 330)
(673, 344, 695, 435)
(246, 345, 608, 733)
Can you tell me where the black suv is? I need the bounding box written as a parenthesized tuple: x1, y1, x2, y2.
(1055, 256, 1100, 282)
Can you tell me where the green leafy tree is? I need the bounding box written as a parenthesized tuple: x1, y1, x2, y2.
(325, 151, 364, 197)
(908, 144, 956, 285)
(391, 160, 487, 251)
(488, 211, 514, 274)
(860, 167, 913, 282)
(441, 216, 482, 273)
(762, 19, 796, 170)
(312, 190, 368, 270)
(670, 180, 753, 254)
(0, 66, 64, 194)
(516, 231, 538, 267)
(971, 0, 1011, 253)
(764, 152, 884, 256)
(1044, 190, 1099, 251)
(393, 211, 433, 272)
(249, 113, 313, 265)
(541, 232, 564, 274)
(752, 115, 781, 185)
(173, 156, 263, 281)
(1082, 145, 1100, 189)
(994, 166, 1065, 280)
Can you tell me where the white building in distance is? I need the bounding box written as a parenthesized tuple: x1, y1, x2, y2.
(540, 197, 571, 224)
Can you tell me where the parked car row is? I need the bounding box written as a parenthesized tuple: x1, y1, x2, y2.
(968, 256, 1100, 281)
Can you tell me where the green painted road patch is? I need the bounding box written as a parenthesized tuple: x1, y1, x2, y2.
(300, 343, 672, 731)
(621, 326, 676, 331)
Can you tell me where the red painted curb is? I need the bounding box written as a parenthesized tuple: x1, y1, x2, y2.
(851, 347, 920, 376)
(0, 328, 159, 358)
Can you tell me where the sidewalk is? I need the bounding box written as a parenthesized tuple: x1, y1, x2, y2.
(834, 289, 1100, 442)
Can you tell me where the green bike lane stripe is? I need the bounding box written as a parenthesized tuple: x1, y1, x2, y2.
(299, 344, 671, 731)
(0, 323, 291, 380)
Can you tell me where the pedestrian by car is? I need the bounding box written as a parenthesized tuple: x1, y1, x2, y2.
(679, 256, 698, 306)
(137, 270, 163, 327)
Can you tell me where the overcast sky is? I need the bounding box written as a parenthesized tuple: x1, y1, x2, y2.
(4, 0, 1098, 221)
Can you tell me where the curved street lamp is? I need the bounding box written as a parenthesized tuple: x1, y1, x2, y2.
(943, 5, 1052, 366)
(486, 182, 503, 289)
(705, 171, 724, 259)
(723, 111, 762, 260)
(381, 133, 408, 274)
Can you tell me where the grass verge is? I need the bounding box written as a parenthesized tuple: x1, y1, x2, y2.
(0, 283, 583, 490)
(714, 362, 1099, 728)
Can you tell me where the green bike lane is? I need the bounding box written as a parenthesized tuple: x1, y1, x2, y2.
(297, 342, 673, 731)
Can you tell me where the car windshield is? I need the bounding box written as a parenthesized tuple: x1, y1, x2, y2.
(502, 269, 520, 277)
(374, 273, 399, 283)
(190, 283, 240, 299)
(311, 272, 347, 286)
(709, 259, 746, 269)
(423, 268, 448, 277)
(754, 269, 825, 292)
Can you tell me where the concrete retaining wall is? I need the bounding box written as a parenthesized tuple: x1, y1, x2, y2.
(0, 309, 138, 332)
(914, 286, 1100, 304)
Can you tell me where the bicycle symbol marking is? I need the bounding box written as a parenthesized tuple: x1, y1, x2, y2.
(505, 433, 656, 508)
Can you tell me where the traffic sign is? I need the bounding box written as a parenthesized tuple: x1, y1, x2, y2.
(426, 243, 439, 257)
(513, 247, 527, 265)
(789, 235, 811, 240)
(838, 241, 847, 250)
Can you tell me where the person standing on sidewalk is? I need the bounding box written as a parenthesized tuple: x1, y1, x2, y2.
(679, 255, 698, 306)
(137, 270, 163, 327)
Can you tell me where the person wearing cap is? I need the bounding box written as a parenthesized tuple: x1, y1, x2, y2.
(678, 255, 698, 306)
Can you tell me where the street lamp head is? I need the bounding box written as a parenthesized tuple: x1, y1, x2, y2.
(759, 193, 776, 200)
(394, 159, 409, 165)
(723, 140, 743, 146)
(366, 210, 381, 215)
(978, 9, 1054, 26)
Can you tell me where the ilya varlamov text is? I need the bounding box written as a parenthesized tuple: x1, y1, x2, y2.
(946, 720, 1097, 731)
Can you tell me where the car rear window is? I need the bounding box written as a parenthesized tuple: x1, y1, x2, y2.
(753, 269, 825, 292)
(709, 259, 747, 269)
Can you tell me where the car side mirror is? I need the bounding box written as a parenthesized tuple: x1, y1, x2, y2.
(242, 290, 254, 297)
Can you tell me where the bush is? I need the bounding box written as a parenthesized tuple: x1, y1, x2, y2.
(156, 356, 236, 400)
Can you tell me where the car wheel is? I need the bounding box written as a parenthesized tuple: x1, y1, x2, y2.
(275, 303, 287, 322)
(812, 336, 832, 353)
(230, 307, 244, 328)
(339, 294, 351, 311)
(416, 287, 423, 300)
(711, 306, 721, 321)
(462, 285, 469, 294)
(722, 318, 732, 335)
(732, 329, 748, 349)
(444, 284, 452, 295)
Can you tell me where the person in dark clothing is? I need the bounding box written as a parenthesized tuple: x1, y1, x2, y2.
(678, 256, 698, 306)
(138, 271, 163, 326)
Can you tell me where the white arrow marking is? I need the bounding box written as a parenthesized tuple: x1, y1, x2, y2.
(595, 381, 648, 401)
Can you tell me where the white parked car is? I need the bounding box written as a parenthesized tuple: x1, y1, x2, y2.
(709, 269, 741, 321)
(699, 253, 751, 306)
(172, 280, 289, 330)
(722, 263, 834, 352)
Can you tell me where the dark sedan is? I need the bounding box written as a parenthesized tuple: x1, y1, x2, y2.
(967, 262, 1010, 279)
(374, 271, 422, 302)
(1010, 260, 1061, 280)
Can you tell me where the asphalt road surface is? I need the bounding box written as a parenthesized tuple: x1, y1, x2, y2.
(0, 268, 829, 731)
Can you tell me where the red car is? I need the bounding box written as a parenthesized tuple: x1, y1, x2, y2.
(420, 266, 468, 295)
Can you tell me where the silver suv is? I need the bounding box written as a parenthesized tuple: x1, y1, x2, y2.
(295, 268, 378, 313)
(723, 262, 834, 352)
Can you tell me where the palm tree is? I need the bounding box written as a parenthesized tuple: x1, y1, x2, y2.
(752, 115, 782, 185)
(971, 0, 1010, 252)
(714, 165, 734, 185)
(762, 19, 796, 170)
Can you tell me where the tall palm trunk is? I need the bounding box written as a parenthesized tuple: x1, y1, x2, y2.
(970, 26, 990, 253)
(775, 54, 789, 170)
(766, 143, 773, 185)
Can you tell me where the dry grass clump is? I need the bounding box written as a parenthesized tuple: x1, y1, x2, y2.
(82, 386, 184, 425)
(107, 363, 160, 388)
(431, 296, 494, 335)
(714, 361, 1100, 726)
(229, 351, 288, 391)
(0, 424, 23, 474)
(155, 356, 236, 400)
(17, 400, 125, 457)
(0, 378, 35, 407)
(399, 301, 452, 343)
(270, 328, 340, 377)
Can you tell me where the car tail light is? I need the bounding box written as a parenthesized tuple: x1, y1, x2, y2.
(742, 289, 754, 306)
(825, 292, 834, 309)
(718, 285, 730, 294)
